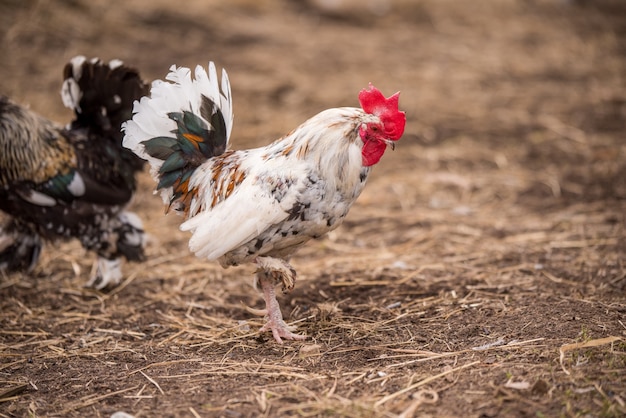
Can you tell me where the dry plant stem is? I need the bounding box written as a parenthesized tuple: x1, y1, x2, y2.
(257, 271, 306, 343)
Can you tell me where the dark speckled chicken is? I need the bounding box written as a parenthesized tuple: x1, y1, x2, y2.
(0, 56, 149, 288)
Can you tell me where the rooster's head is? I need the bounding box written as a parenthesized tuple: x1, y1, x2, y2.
(358, 84, 406, 166)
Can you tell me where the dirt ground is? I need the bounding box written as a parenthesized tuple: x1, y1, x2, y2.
(1, 0, 625, 417)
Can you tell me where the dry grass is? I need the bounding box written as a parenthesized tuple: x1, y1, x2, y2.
(1, 0, 625, 416)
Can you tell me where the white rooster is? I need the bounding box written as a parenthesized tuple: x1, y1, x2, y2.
(123, 62, 405, 343)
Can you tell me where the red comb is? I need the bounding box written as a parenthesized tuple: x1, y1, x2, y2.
(359, 83, 406, 140)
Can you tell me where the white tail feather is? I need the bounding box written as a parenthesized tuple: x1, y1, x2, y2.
(122, 62, 234, 205)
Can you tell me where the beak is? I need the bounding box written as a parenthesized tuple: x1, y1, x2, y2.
(384, 139, 396, 151)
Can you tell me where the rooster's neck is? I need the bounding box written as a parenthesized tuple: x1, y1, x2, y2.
(273, 107, 370, 200)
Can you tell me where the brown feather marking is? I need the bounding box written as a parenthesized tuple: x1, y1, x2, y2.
(172, 176, 189, 196)
(167, 176, 200, 215)
(181, 190, 196, 215)
(225, 179, 235, 198)
(224, 166, 245, 200)
(296, 142, 310, 159)
(212, 160, 224, 183)
(281, 143, 294, 156)
(208, 159, 245, 208)
(235, 169, 245, 185)
(210, 150, 236, 182)
(182, 133, 203, 150)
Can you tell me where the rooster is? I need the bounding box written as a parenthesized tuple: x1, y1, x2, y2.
(123, 62, 405, 343)
(0, 56, 149, 289)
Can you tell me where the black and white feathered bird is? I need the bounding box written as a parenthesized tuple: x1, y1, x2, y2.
(0, 56, 149, 288)
(123, 62, 405, 342)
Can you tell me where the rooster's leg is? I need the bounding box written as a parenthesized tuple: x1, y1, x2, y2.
(85, 257, 123, 290)
(83, 212, 145, 290)
(254, 256, 297, 292)
(254, 257, 306, 343)
(0, 226, 42, 272)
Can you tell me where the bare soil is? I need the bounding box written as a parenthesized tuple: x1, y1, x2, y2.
(1, 0, 625, 417)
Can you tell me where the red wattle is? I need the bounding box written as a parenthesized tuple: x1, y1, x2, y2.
(361, 139, 387, 166)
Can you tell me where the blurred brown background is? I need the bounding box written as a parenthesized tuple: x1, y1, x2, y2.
(1, 1, 625, 417)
